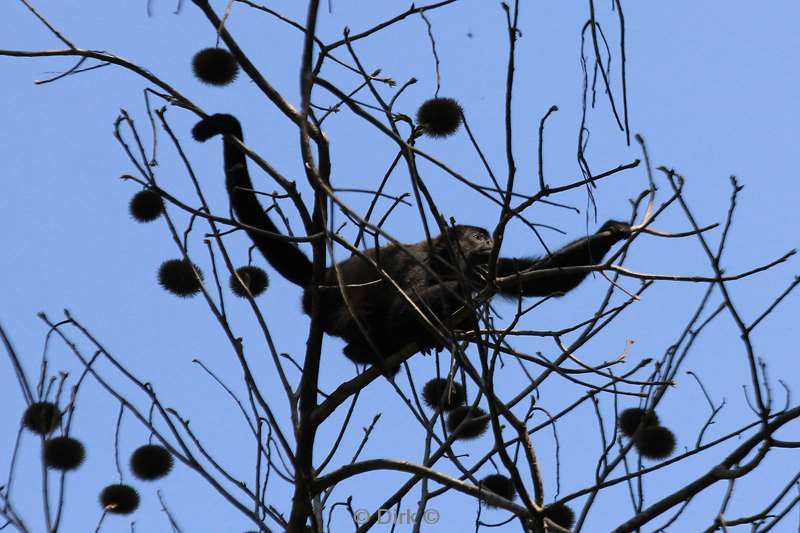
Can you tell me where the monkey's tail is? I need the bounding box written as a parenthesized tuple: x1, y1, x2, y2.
(192, 114, 313, 288)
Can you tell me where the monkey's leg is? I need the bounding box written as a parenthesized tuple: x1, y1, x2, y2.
(342, 342, 403, 377)
(388, 281, 475, 354)
(336, 301, 402, 376)
(343, 282, 474, 375)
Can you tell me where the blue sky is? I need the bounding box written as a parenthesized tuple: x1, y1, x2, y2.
(1, 1, 799, 531)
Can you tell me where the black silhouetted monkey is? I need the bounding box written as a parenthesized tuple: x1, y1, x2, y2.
(192, 114, 631, 374)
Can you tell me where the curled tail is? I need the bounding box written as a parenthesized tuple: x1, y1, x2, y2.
(192, 114, 313, 288)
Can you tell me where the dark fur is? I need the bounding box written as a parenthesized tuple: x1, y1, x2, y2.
(192, 114, 631, 373)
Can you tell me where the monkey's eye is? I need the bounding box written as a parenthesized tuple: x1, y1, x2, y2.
(472, 232, 483, 240)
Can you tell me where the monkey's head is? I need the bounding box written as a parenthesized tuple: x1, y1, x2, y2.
(438, 225, 494, 276)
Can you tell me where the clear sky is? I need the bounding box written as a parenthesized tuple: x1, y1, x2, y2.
(1, 1, 799, 532)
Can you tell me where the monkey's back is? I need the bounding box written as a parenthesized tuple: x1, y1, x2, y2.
(300, 240, 436, 341)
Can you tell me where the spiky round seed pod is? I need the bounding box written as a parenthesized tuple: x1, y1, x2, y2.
(129, 189, 163, 223)
(422, 378, 466, 411)
(634, 425, 676, 460)
(22, 402, 62, 434)
(158, 259, 203, 297)
(479, 474, 516, 507)
(100, 484, 140, 515)
(543, 503, 575, 530)
(416, 97, 463, 138)
(446, 406, 489, 440)
(230, 266, 269, 298)
(130, 444, 173, 480)
(43, 436, 86, 471)
(192, 47, 239, 86)
(618, 407, 660, 437)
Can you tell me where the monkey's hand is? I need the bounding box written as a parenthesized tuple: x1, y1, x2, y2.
(598, 219, 633, 238)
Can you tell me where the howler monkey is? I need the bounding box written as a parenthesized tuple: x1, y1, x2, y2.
(192, 114, 631, 374)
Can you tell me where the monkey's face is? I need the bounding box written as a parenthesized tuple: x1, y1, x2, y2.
(455, 226, 494, 265)
(433, 226, 494, 284)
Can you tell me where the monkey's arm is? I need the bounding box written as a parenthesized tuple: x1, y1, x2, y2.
(192, 114, 313, 288)
(495, 220, 631, 297)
